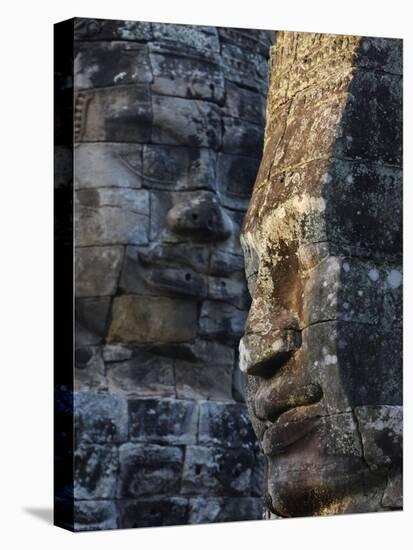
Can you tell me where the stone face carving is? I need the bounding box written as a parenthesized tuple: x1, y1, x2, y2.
(69, 17, 273, 530)
(240, 32, 402, 517)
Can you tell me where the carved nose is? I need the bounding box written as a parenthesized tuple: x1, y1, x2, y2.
(239, 329, 302, 376)
(167, 194, 232, 241)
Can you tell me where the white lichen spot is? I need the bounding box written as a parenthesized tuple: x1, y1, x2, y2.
(114, 71, 127, 83)
(358, 290, 363, 296)
(324, 173, 333, 184)
(387, 269, 402, 289)
(343, 262, 350, 272)
(325, 354, 338, 365)
(368, 268, 380, 282)
(343, 302, 349, 309)
(346, 174, 354, 184)
(323, 281, 328, 288)
(314, 361, 319, 367)
(346, 135, 353, 143)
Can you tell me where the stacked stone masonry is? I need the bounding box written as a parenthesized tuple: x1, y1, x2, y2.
(61, 18, 274, 530)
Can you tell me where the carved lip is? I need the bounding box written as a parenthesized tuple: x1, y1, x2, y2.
(261, 405, 321, 456)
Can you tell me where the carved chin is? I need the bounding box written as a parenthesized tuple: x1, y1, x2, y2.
(265, 456, 389, 517)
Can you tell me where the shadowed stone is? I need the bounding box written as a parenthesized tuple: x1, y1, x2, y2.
(75, 188, 149, 246)
(199, 402, 257, 449)
(152, 23, 220, 52)
(128, 398, 198, 444)
(75, 143, 143, 189)
(223, 81, 266, 123)
(74, 500, 118, 531)
(200, 300, 248, 341)
(75, 246, 123, 297)
(74, 392, 128, 444)
(149, 43, 225, 103)
(216, 153, 261, 210)
(152, 95, 221, 149)
(74, 42, 152, 89)
(75, 297, 111, 346)
(74, 18, 152, 42)
(182, 445, 255, 495)
(175, 360, 233, 401)
(142, 144, 216, 191)
(74, 85, 152, 142)
(118, 443, 183, 497)
(75, 346, 106, 391)
(106, 352, 175, 397)
(222, 117, 264, 157)
(119, 497, 189, 528)
(221, 43, 268, 92)
(189, 496, 263, 523)
(354, 406, 403, 471)
(74, 444, 118, 499)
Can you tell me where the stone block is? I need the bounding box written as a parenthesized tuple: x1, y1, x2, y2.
(181, 445, 255, 495)
(209, 250, 245, 276)
(120, 244, 209, 297)
(221, 43, 268, 92)
(189, 496, 263, 523)
(74, 444, 118, 499)
(207, 273, 250, 309)
(74, 391, 128, 444)
(152, 23, 220, 52)
(74, 42, 152, 89)
(107, 352, 175, 397)
(357, 37, 402, 74)
(142, 144, 216, 191)
(128, 398, 198, 445)
(75, 297, 111, 346)
(303, 322, 402, 412)
(118, 443, 183, 498)
(74, 85, 152, 142)
(222, 117, 264, 157)
(218, 27, 274, 56)
(75, 188, 149, 246)
(75, 246, 123, 297)
(354, 405, 402, 471)
(150, 43, 225, 103)
(199, 300, 248, 341)
(74, 18, 152, 42)
(74, 143, 143, 190)
(108, 295, 198, 343)
(175, 360, 233, 401)
(198, 401, 257, 448)
(335, 71, 402, 164)
(118, 497, 189, 528)
(152, 95, 221, 150)
(223, 81, 266, 123)
(74, 500, 118, 531)
(74, 346, 106, 391)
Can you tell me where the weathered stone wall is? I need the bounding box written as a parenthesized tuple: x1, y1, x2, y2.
(70, 18, 274, 530)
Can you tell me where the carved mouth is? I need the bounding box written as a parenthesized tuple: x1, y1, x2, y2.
(261, 404, 322, 456)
